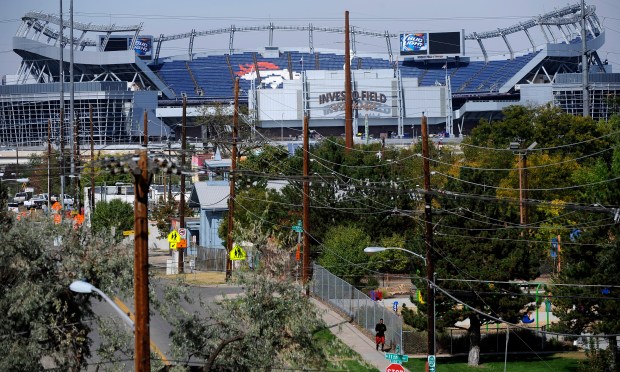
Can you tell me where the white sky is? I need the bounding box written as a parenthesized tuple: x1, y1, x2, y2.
(0, 0, 618, 75)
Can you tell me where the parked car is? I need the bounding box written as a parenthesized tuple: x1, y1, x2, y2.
(25, 193, 49, 209)
(13, 192, 30, 205)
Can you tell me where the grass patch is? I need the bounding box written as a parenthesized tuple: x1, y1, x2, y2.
(155, 271, 227, 285)
(403, 353, 583, 371)
(314, 328, 379, 372)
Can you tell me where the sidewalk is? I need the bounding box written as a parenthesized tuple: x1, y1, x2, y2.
(311, 298, 410, 372)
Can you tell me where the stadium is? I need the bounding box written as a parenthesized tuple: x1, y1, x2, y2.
(0, 2, 617, 148)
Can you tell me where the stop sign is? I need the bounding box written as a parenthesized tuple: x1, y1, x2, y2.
(386, 363, 405, 372)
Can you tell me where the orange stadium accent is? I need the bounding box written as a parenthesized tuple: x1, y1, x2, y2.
(235, 62, 281, 76)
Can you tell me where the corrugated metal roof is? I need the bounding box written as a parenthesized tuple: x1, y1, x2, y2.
(190, 181, 229, 210)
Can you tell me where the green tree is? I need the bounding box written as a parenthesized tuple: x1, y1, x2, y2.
(318, 225, 371, 285)
(165, 240, 327, 371)
(550, 115, 620, 370)
(90, 199, 134, 241)
(0, 219, 133, 370)
(0, 182, 13, 231)
(419, 105, 607, 366)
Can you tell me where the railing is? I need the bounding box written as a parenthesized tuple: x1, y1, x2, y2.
(310, 264, 403, 352)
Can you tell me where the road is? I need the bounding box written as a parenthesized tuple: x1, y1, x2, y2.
(85, 279, 243, 370)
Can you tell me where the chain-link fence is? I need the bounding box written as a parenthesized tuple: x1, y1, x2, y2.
(403, 326, 577, 355)
(310, 264, 403, 352)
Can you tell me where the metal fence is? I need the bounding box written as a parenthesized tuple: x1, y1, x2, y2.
(310, 264, 403, 352)
(403, 326, 579, 355)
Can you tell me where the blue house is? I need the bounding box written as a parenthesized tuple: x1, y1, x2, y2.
(188, 181, 229, 249)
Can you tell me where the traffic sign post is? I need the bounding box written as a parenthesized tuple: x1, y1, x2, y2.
(385, 363, 405, 372)
(428, 355, 436, 372)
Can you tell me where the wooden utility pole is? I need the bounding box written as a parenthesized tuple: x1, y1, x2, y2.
(518, 154, 527, 227)
(133, 111, 151, 371)
(60, 109, 65, 209)
(421, 114, 436, 361)
(344, 11, 353, 151)
(74, 117, 81, 211)
(226, 78, 240, 281)
(89, 105, 94, 213)
(179, 96, 187, 273)
(47, 119, 51, 211)
(302, 114, 311, 284)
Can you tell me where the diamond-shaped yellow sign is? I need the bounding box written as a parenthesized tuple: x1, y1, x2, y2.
(167, 230, 181, 243)
(230, 244, 246, 261)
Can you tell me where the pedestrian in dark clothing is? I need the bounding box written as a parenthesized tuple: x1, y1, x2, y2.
(375, 318, 387, 351)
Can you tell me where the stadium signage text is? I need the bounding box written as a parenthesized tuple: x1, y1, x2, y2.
(318, 90, 390, 114)
(319, 90, 387, 105)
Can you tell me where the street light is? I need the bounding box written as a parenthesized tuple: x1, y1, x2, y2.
(364, 246, 427, 265)
(69, 280, 134, 329)
(0, 177, 29, 183)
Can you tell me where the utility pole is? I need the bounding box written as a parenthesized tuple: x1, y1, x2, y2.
(75, 117, 81, 212)
(167, 140, 172, 202)
(59, 0, 65, 211)
(226, 78, 240, 281)
(60, 109, 65, 209)
(69, 0, 75, 195)
(518, 154, 527, 227)
(581, 0, 589, 117)
(302, 114, 311, 284)
(47, 119, 51, 211)
(179, 96, 187, 273)
(344, 11, 353, 152)
(421, 114, 436, 362)
(511, 141, 536, 233)
(133, 111, 152, 371)
(89, 105, 94, 214)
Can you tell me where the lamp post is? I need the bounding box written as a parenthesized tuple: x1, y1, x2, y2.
(364, 246, 435, 355)
(364, 246, 426, 265)
(69, 280, 134, 329)
(1, 177, 30, 183)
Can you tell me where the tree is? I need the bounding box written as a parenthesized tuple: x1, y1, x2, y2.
(90, 199, 134, 241)
(0, 219, 133, 370)
(151, 197, 193, 239)
(165, 240, 327, 371)
(0, 182, 13, 232)
(318, 225, 371, 285)
(195, 103, 265, 159)
(550, 115, 620, 370)
(412, 105, 617, 366)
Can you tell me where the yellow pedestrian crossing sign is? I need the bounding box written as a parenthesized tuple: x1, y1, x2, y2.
(230, 244, 247, 261)
(167, 230, 181, 244)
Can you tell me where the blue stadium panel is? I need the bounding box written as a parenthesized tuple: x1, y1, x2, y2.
(157, 60, 197, 98)
(155, 49, 539, 100)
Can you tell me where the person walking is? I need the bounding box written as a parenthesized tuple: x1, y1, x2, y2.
(375, 318, 387, 351)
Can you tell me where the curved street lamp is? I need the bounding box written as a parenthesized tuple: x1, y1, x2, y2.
(69, 280, 134, 330)
(364, 246, 427, 265)
(0, 177, 29, 183)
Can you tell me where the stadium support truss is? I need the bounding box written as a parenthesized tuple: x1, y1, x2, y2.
(0, 3, 614, 147)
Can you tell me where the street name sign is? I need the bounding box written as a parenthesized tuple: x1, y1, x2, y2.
(385, 353, 408, 363)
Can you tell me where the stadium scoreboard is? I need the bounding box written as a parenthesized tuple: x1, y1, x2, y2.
(399, 30, 464, 60)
